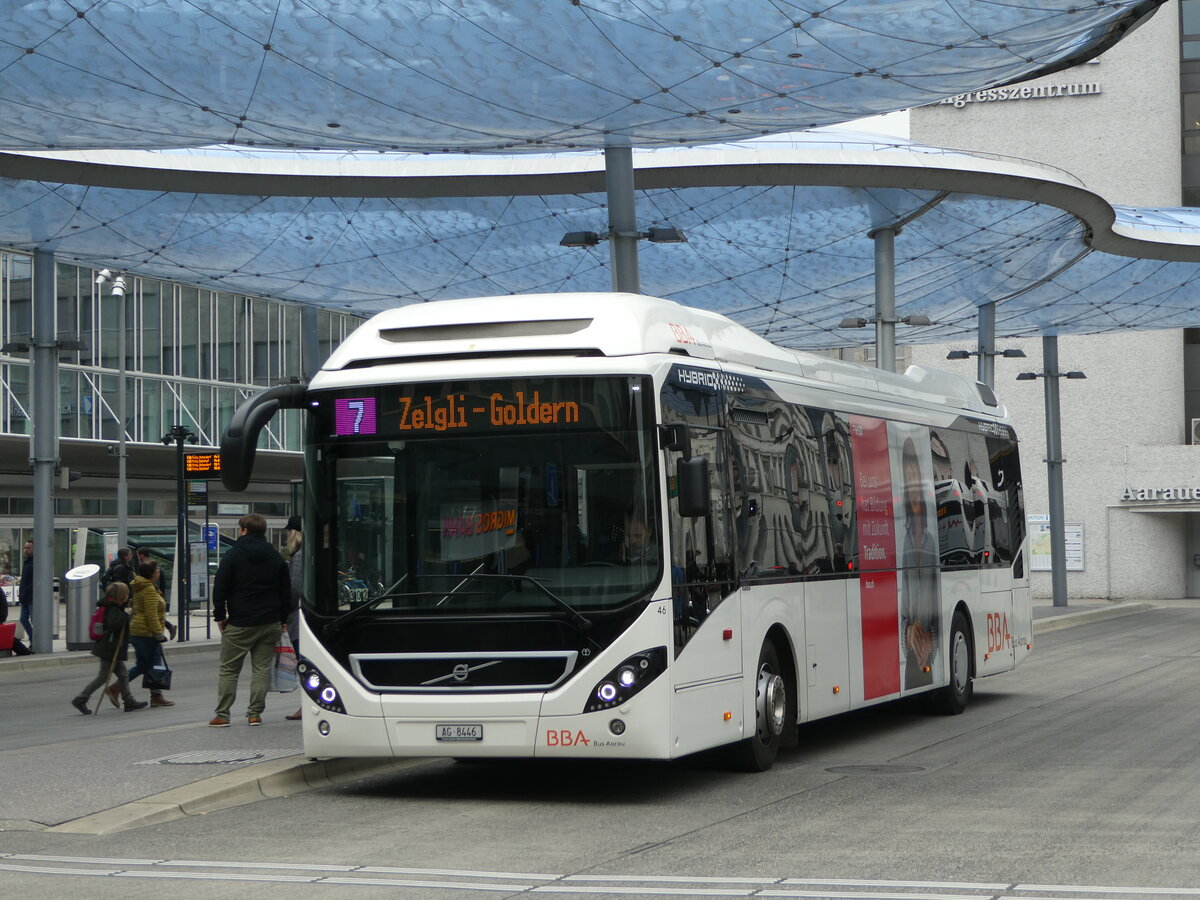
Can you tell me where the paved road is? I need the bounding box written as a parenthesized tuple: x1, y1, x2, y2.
(0, 645, 306, 827)
(3, 602, 1199, 897)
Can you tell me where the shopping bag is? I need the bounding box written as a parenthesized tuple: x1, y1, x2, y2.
(144, 645, 173, 690)
(270, 630, 298, 692)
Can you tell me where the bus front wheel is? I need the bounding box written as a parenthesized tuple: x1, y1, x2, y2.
(729, 640, 787, 772)
(931, 610, 973, 715)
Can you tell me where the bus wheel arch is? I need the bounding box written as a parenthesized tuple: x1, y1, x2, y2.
(932, 605, 974, 715)
(728, 629, 794, 772)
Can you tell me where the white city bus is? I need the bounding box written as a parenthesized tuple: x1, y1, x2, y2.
(222, 293, 1031, 771)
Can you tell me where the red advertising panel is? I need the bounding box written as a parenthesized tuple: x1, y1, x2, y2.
(850, 415, 900, 700)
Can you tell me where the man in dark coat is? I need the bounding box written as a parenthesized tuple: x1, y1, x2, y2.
(209, 513, 290, 726)
(18, 540, 33, 646)
(103, 547, 135, 588)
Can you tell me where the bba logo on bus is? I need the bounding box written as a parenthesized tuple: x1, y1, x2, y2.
(546, 729, 589, 747)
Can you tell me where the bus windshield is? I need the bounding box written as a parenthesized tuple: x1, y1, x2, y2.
(307, 375, 660, 618)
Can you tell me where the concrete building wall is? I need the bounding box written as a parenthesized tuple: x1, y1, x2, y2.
(910, 2, 1193, 600)
(913, 6, 1181, 206)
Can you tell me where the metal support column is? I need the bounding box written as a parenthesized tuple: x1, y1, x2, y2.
(1042, 335, 1069, 608)
(873, 227, 897, 371)
(300, 304, 321, 380)
(163, 424, 197, 640)
(605, 146, 641, 294)
(30, 250, 58, 653)
(117, 284, 129, 547)
(977, 302, 996, 389)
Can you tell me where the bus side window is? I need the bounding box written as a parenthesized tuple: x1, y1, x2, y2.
(783, 407, 833, 575)
(931, 428, 974, 567)
(820, 411, 856, 571)
(965, 434, 996, 566)
(986, 434, 1025, 569)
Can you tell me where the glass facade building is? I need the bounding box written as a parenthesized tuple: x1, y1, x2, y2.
(0, 247, 361, 597)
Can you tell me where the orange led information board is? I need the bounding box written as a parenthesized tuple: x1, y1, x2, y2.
(183, 452, 222, 479)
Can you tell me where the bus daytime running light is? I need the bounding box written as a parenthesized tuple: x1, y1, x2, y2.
(584, 646, 667, 714)
(297, 659, 346, 714)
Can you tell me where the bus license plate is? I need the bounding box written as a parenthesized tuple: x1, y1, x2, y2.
(436, 724, 483, 742)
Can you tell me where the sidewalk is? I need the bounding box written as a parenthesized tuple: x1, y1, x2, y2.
(0, 596, 1168, 836)
(1031, 597, 1161, 632)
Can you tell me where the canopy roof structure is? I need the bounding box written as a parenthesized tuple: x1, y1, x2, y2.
(0, 0, 1177, 624)
(0, 0, 1192, 352)
(0, 0, 1161, 153)
(4, 133, 1200, 348)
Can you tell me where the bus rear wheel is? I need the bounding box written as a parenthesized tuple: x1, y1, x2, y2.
(729, 640, 786, 772)
(931, 610, 973, 715)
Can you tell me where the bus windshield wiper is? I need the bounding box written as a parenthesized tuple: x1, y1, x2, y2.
(434, 562, 487, 607)
(432, 572, 592, 633)
(324, 574, 406, 638)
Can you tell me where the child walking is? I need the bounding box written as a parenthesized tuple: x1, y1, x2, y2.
(70, 582, 149, 714)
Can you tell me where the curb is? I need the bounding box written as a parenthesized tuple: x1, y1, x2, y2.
(49, 755, 431, 835)
(1032, 601, 1154, 634)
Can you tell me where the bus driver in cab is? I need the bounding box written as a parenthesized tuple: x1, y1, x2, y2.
(620, 510, 659, 567)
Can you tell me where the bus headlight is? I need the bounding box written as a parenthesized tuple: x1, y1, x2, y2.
(584, 647, 667, 713)
(297, 658, 346, 714)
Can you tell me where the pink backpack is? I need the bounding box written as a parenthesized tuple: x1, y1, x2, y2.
(88, 605, 107, 641)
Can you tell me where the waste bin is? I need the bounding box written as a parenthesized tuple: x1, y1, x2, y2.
(65, 563, 101, 651)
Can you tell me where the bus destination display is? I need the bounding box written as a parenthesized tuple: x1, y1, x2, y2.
(333, 390, 580, 436)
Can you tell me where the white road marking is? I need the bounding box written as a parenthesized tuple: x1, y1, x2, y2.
(533, 888, 752, 896)
(783, 882, 1009, 891)
(161, 858, 358, 871)
(1015, 890, 1200, 896)
(360, 866, 559, 879)
(564, 875, 777, 884)
(759, 892, 990, 900)
(2, 853, 1199, 898)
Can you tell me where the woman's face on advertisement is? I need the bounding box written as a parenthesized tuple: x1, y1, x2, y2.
(904, 456, 923, 514)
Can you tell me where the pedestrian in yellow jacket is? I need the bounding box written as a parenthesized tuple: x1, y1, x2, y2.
(127, 562, 175, 708)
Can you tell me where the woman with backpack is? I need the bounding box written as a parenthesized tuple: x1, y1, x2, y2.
(127, 560, 174, 707)
(70, 582, 149, 714)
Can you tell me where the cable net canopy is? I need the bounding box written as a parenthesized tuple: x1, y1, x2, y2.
(6, 135, 1200, 345)
(0, 0, 1160, 152)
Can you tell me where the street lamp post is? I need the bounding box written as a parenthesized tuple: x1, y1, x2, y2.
(96, 269, 129, 547)
(1017, 337, 1087, 608)
(162, 424, 198, 640)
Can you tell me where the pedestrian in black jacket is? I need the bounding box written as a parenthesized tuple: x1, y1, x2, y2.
(70, 582, 149, 714)
(18, 540, 33, 646)
(209, 513, 290, 727)
(102, 547, 135, 589)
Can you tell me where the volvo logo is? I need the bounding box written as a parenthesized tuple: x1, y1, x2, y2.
(422, 659, 502, 686)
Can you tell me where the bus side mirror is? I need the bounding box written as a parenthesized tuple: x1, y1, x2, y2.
(659, 422, 692, 460)
(220, 383, 308, 491)
(677, 456, 711, 518)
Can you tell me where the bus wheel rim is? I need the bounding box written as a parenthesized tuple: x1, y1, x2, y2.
(757, 665, 786, 741)
(952, 631, 969, 693)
